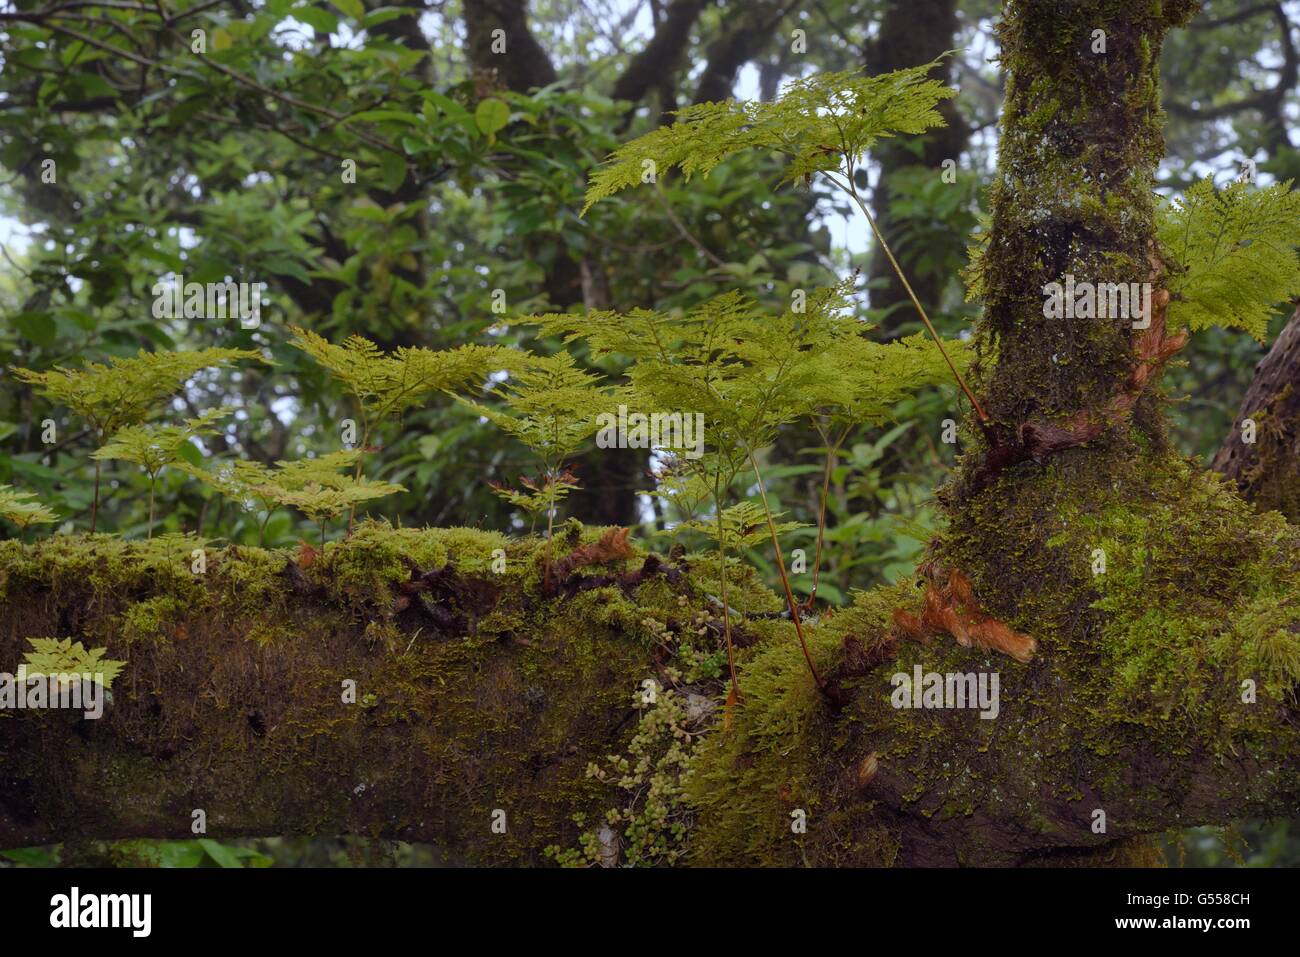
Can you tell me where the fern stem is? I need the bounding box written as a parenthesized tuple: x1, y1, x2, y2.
(90, 458, 101, 534)
(747, 451, 825, 690)
(147, 476, 156, 540)
(712, 481, 741, 702)
(808, 425, 843, 609)
(544, 465, 557, 591)
(826, 170, 990, 427)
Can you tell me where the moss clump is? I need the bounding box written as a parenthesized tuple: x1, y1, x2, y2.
(684, 584, 913, 866)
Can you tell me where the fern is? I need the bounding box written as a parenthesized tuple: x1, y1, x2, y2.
(289, 326, 524, 462)
(21, 637, 126, 689)
(520, 284, 967, 695)
(1156, 177, 1300, 341)
(0, 484, 59, 539)
(675, 500, 806, 553)
(181, 449, 399, 545)
(93, 408, 231, 538)
(12, 348, 261, 437)
(289, 327, 525, 531)
(582, 61, 954, 213)
(11, 347, 263, 531)
(582, 61, 987, 433)
(273, 478, 406, 545)
(456, 352, 620, 572)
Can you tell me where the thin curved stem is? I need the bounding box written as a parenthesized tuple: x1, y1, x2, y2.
(712, 481, 741, 702)
(822, 169, 991, 428)
(747, 451, 825, 690)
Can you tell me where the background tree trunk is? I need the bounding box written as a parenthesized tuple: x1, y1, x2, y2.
(1212, 305, 1300, 521)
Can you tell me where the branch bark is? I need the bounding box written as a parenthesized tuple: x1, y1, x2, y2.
(1212, 304, 1300, 521)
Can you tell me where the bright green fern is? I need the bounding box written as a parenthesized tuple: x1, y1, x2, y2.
(1156, 177, 1300, 342)
(11, 347, 263, 531)
(93, 408, 231, 538)
(0, 484, 59, 539)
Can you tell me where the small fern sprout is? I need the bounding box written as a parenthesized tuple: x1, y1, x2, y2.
(181, 449, 373, 546)
(0, 484, 59, 541)
(21, 637, 126, 690)
(453, 351, 622, 585)
(11, 347, 264, 533)
(93, 407, 232, 538)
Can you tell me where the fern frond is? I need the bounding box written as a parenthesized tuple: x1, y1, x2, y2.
(582, 60, 954, 213)
(0, 484, 59, 531)
(289, 326, 527, 428)
(11, 348, 263, 435)
(21, 637, 125, 688)
(1157, 177, 1300, 341)
(455, 352, 621, 461)
(93, 407, 232, 477)
(273, 478, 406, 524)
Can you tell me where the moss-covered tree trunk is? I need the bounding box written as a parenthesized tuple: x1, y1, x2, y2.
(4, 0, 1300, 866)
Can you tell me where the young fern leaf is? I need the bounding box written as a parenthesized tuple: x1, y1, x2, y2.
(582, 61, 955, 213)
(11, 347, 263, 532)
(1156, 177, 1300, 342)
(94, 408, 232, 538)
(21, 637, 126, 689)
(180, 450, 372, 545)
(275, 478, 406, 546)
(454, 352, 621, 577)
(0, 484, 59, 539)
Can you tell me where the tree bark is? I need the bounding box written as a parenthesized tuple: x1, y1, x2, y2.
(1212, 305, 1300, 521)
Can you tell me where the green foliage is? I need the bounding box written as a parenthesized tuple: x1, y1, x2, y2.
(12, 349, 261, 437)
(93, 408, 230, 479)
(455, 352, 618, 464)
(1157, 177, 1300, 341)
(183, 450, 402, 542)
(289, 326, 525, 452)
(21, 637, 125, 689)
(457, 352, 619, 537)
(523, 284, 966, 464)
(0, 484, 58, 534)
(547, 686, 698, 867)
(93, 408, 232, 537)
(675, 500, 806, 552)
(582, 60, 955, 213)
(274, 478, 406, 529)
